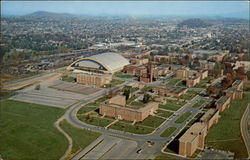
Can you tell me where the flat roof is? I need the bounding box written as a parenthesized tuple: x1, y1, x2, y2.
(200, 109, 217, 122)
(179, 123, 206, 142)
(232, 80, 242, 88)
(216, 96, 230, 105)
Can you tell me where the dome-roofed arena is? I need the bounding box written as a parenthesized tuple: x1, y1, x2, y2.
(67, 52, 130, 74)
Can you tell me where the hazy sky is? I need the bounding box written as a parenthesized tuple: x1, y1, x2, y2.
(1, 1, 249, 18)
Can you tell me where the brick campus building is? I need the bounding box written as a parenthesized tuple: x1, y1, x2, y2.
(179, 109, 220, 157)
(99, 95, 158, 122)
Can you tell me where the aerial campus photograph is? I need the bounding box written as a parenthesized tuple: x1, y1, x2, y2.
(0, 1, 249, 160)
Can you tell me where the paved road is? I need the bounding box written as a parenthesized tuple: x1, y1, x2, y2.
(64, 85, 211, 159)
(241, 103, 250, 158)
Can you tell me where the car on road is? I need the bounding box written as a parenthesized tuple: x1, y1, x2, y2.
(136, 149, 142, 154)
(147, 141, 155, 146)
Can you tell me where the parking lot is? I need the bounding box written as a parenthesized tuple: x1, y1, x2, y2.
(9, 78, 103, 109)
(50, 81, 103, 95)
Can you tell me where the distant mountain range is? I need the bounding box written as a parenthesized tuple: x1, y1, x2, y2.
(23, 11, 77, 18)
(177, 18, 212, 28)
(3, 11, 247, 20)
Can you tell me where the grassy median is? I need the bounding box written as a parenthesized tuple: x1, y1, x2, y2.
(175, 112, 192, 123)
(160, 127, 177, 137)
(0, 100, 67, 160)
(205, 93, 250, 158)
(109, 121, 154, 134)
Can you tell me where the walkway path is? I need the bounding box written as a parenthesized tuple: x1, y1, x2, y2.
(54, 117, 73, 160)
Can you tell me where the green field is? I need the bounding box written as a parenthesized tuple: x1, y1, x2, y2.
(205, 93, 250, 158)
(78, 106, 97, 114)
(175, 112, 192, 124)
(180, 90, 199, 100)
(0, 100, 67, 160)
(136, 116, 165, 128)
(166, 78, 182, 86)
(193, 100, 205, 108)
(127, 95, 139, 104)
(155, 154, 177, 160)
(109, 122, 154, 134)
(85, 96, 108, 107)
(156, 109, 173, 118)
(77, 115, 114, 127)
(194, 77, 213, 88)
(60, 120, 101, 156)
(160, 127, 177, 137)
(103, 79, 124, 88)
(159, 103, 182, 111)
(61, 76, 76, 82)
(176, 80, 186, 87)
(159, 100, 185, 111)
(243, 80, 250, 91)
(130, 101, 145, 106)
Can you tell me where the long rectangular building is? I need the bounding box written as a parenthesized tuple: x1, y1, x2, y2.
(179, 123, 207, 157)
(99, 95, 158, 122)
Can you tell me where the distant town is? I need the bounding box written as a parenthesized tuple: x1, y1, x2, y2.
(1, 9, 249, 160)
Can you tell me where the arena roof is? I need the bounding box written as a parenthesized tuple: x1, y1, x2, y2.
(69, 52, 130, 73)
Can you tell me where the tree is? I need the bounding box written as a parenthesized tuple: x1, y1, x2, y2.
(123, 88, 130, 100)
(143, 93, 151, 103)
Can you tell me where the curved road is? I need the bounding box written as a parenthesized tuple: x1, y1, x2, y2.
(63, 85, 210, 159)
(241, 103, 250, 158)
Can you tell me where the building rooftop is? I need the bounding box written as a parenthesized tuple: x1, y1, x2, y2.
(69, 52, 130, 73)
(216, 96, 230, 105)
(200, 109, 218, 123)
(179, 123, 207, 142)
(232, 80, 242, 88)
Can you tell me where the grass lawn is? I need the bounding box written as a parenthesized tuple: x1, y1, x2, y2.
(193, 100, 205, 108)
(61, 76, 76, 82)
(160, 127, 177, 137)
(175, 112, 192, 124)
(136, 116, 165, 128)
(176, 80, 186, 87)
(103, 79, 124, 88)
(127, 95, 139, 104)
(141, 86, 153, 92)
(115, 72, 134, 78)
(156, 109, 173, 118)
(59, 120, 101, 156)
(77, 115, 114, 127)
(205, 93, 250, 158)
(109, 122, 154, 134)
(78, 106, 97, 114)
(159, 102, 183, 111)
(154, 154, 177, 160)
(180, 90, 199, 100)
(166, 78, 182, 86)
(194, 77, 213, 88)
(0, 100, 67, 160)
(85, 96, 108, 107)
(130, 101, 145, 106)
(123, 86, 138, 93)
(243, 80, 250, 91)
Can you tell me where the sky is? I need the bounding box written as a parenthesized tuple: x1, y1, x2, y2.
(1, 1, 249, 18)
